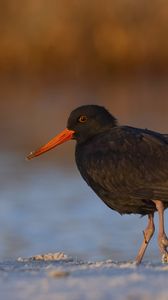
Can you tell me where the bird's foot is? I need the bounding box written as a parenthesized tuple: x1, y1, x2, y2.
(159, 233, 168, 263)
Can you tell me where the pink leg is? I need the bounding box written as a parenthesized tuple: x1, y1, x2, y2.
(135, 213, 155, 265)
(153, 200, 168, 263)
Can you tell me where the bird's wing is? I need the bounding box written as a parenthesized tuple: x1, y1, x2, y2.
(84, 126, 168, 201)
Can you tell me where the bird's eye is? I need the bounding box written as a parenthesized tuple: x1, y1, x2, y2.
(78, 115, 88, 123)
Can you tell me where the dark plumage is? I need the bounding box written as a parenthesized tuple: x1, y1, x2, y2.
(27, 104, 168, 264)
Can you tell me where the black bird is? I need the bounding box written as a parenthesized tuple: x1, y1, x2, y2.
(27, 105, 168, 264)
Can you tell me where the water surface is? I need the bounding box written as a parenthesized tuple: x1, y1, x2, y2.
(0, 151, 166, 263)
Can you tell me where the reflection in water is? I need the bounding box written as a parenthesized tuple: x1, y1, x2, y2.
(0, 151, 167, 262)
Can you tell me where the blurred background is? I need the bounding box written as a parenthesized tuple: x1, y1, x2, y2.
(0, 0, 168, 261)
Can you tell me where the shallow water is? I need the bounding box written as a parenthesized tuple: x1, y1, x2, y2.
(0, 151, 168, 263)
(1, 149, 168, 299)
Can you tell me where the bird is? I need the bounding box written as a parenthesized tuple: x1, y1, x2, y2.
(27, 104, 168, 264)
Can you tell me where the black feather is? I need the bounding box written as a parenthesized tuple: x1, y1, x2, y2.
(67, 105, 168, 215)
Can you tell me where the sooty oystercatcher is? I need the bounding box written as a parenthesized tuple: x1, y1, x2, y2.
(27, 105, 168, 264)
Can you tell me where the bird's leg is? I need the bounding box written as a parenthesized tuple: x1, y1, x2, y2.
(135, 213, 155, 265)
(153, 200, 168, 263)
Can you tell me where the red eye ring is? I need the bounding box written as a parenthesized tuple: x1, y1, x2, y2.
(78, 115, 88, 123)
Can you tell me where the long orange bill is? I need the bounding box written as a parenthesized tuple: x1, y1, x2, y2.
(27, 128, 75, 160)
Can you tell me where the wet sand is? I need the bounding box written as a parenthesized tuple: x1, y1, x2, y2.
(0, 252, 168, 300)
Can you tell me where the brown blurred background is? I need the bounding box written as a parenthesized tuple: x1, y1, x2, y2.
(0, 0, 168, 156)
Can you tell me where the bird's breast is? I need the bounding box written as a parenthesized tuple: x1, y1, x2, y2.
(75, 142, 157, 215)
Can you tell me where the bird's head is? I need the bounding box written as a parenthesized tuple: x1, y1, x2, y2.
(27, 105, 117, 160)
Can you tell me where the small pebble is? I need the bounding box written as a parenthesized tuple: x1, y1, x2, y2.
(48, 270, 70, 278)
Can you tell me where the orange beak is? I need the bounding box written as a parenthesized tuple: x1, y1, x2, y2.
(27, 128, 75, 160)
